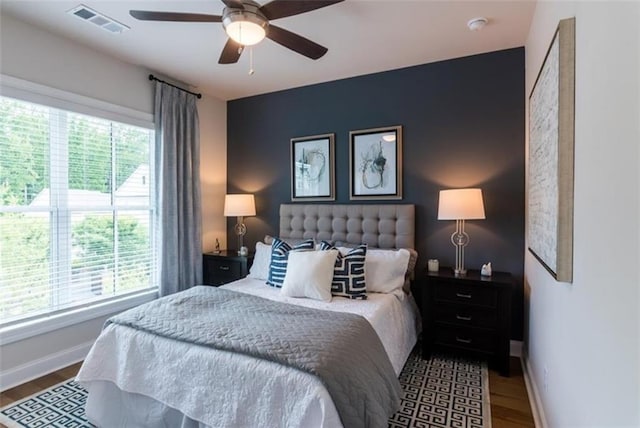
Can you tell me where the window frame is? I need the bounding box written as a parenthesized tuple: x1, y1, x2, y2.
(0, 75, 158, 339)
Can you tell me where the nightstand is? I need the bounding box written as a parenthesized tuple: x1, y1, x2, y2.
(421, 268, 513, 376)
(202, 251, 253, 286)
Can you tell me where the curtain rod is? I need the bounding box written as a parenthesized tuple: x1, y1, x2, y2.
(149, 74, 202, 99)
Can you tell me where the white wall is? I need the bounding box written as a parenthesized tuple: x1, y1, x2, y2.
(524, 2, 639, 427)
(0, 13, 152, 114)
(199, 95, 228, 252)
(0, 13, 227, 388)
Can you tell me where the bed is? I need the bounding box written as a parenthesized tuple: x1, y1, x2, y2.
(76, 204, 420, 428)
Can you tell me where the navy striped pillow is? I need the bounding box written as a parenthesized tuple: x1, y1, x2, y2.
(319, 241, 367, 300)
(266, 238, 315, 288)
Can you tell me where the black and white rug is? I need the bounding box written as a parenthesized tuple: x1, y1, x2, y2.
(389, 350, 491, 428)
(1, 379, 90, 428)
(1, 352, 490, 428)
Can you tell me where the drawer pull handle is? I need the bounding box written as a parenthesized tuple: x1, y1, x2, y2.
(456, 315, 472, 321)
(219, 266, 230, 271)
(456, 337, 472, 344)
(456, 293, 472, 299)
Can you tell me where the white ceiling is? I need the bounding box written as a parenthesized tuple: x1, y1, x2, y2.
(1, 0, 536, 100)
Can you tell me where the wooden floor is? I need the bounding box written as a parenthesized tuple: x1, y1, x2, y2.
(490, 357, 536, 427)
(0, 362, 83, 409)
(1, 357, 535, 427)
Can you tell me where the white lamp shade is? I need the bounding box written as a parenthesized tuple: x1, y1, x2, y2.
(224, 194, 256, 217)
(438, 188, 485, 220)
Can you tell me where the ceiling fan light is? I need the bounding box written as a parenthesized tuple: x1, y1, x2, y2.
(223, 12, 267, 46)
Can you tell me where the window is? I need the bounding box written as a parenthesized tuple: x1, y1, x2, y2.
(0, 95, 157, 325)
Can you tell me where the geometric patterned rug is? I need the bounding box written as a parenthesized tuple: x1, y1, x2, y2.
(1, 350, 490, 428)
(0, 379, 92, 428)
(389, 349, 492, 428)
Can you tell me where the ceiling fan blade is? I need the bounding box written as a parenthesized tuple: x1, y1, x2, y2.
(130, 10, 222, 22)
(266, 25, 328, 60)
(259, 0, 344, 21)
(220, 0, 244, 9)
(219, 38, 244, 64)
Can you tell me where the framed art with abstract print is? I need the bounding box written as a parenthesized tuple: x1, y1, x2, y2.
(290, 133, 335, 201)
(349, 125, 403, 200)
(527, 17, 575, 283)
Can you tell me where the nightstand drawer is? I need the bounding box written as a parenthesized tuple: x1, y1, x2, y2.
(434, 324, 496, 353)
(433, 303, 498, 329)
(207, 259, 242, 278)
(434, 283, 497, 308)
(202, 251, 253, 287)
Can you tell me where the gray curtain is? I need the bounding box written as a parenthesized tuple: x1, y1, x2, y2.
(154, 81, 202, 296)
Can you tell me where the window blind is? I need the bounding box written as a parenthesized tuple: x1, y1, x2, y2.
(0, 96, 157, 325)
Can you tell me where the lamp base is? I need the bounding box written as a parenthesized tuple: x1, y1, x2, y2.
(451, 219, 470, 278)
(238, 246, 249, 256)
(454, 268, 467, 277)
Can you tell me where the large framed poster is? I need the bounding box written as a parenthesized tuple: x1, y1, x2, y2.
(528, 17, 575, 283)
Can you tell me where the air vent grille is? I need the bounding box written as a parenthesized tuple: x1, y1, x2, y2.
(68, 4, 129, 34)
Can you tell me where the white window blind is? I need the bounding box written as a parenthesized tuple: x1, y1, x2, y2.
(0, 95, 157, 325)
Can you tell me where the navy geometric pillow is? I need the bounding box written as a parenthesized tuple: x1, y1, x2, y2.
(319, 241, 367, 300)
(266, 238, 315, 288)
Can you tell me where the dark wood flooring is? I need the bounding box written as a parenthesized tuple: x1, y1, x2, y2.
(1, 357, 534, 427)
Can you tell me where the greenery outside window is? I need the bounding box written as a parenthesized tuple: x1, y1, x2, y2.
(0, 95, 157, 325)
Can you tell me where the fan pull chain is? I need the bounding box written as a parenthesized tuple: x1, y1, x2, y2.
(249, 47, 255, 75)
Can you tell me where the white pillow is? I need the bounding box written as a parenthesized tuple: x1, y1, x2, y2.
(364, 248, 411, 295)
(280, 250, 339, 302)
(247, 242, 271, 280)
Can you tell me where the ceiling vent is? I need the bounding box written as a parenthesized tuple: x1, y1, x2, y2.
(68, 4, 129, 34)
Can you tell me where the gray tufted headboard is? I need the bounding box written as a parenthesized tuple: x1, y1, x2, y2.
(279, 204, 415, 249)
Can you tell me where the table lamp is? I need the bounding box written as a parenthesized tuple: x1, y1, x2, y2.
(224, 194, 256, 256)
(437, 188, 485, 276)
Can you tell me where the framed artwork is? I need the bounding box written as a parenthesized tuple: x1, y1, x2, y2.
(290, 133, 335, 201)
(349, 125, 403, 200)
(527, 17, 575, 283)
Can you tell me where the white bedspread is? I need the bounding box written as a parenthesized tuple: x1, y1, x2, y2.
(77, 278, 420, 428)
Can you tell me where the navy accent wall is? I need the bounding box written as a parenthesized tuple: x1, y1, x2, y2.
(227, 48, 525, 339)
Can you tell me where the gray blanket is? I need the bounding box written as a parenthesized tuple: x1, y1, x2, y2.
(107, 286, 401, 428)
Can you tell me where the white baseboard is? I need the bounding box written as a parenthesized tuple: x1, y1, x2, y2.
(521, 350, 549, 428)
(510, 340, 523, 357)
(0, 340, 93, 392)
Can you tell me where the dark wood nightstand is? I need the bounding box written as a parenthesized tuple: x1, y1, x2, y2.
(202, 251, 253, 286)
(421, 268, 513, 376)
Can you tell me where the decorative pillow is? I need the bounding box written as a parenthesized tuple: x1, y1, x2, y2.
(264, 235, 309, 246)
(247, 242, 272, 280)
(403, 248, 419, 293)
(280, 250, 339, 302)
(365, 248, 411, 295)
(319, 241, 367, 299)
(266, 237, 315, 288)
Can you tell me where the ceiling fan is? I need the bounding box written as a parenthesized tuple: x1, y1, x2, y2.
(130, 0, 344, 65)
